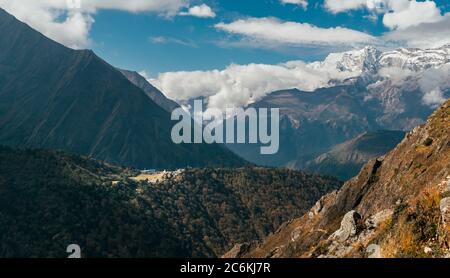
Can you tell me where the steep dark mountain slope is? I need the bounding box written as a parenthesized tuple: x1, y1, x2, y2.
(0, 146, 341, 257)
(0, 8, 244, 169)
(228, 99, 450, 258)
(303, 130, 405, 181)
(119, 69, 179, 112)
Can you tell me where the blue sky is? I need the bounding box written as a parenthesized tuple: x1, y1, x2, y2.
(85, 0, 450, 76)
(89, 0, 385, 75)
(2, 0, 449, 76)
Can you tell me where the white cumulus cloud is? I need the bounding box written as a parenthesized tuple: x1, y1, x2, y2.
(382, 0, 443, 30)
(280, 0, 308, 9)
(383, 14, 450, 48)
(215, 17, 376, 47)
(325, 0, 386, 13)
(179, 4, 216, 18)
(0, 0, 189, 48)
(210, 2, 447, 49)
(325, 0, 444, 30)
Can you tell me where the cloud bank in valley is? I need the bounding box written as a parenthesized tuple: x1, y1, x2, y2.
(150, 59, 364, 111)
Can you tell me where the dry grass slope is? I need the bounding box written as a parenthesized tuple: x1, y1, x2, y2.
(231, 99, 449, 258)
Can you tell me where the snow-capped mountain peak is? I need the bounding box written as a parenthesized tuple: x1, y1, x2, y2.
(379, 45, 450, 71)
(310, 45, 450, 76)
(309, 46, 382, 74)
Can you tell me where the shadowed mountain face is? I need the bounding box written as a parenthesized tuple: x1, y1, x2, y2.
(227, 84, 448, 177)
(227, 87, 374, 168)
(303, 130, 405, 181)
(0, 9, 244, 169)
(119, 69, 179, 113)
(0, 146, 341, 257)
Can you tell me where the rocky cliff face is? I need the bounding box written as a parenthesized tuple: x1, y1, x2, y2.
(226, 99, 450, 258)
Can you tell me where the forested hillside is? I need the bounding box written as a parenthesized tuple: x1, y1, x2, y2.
(0, 147, 341, 257)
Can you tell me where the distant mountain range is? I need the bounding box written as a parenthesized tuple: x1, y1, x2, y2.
(227, 45, 450, 179)
(309, 45, 450, 75)
(0, 146, 341, 257)
(0, 8, 244, 169)
(303, 130, 405, 181)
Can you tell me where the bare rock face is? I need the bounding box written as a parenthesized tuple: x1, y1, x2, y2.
(440, 198, 450, 226)
(308, 198, 324, 219)
(291, 228, 302, 242)
(439, 176, 450, 194)
(221, 243, 251, 258)
(366, 244, 381, 258)
(365, 209, 393, 230)
(266, 246, 286, 258)
(332, 210, 361, 242)
(308, 190, 338, 220)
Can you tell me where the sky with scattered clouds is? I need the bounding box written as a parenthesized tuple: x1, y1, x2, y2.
(1, 0, 449, 108)
(1, 0, 449, 72)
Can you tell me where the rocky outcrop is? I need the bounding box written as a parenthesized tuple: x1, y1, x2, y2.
(331, 211, 361, 242)
(308, 191, 338, 220)
(222, 243, 252, 258)
(440, 198, 450, 227)
(366, 244, 381, 258)
(317, 209, 392, 258)
(365, 209, 394, 230)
